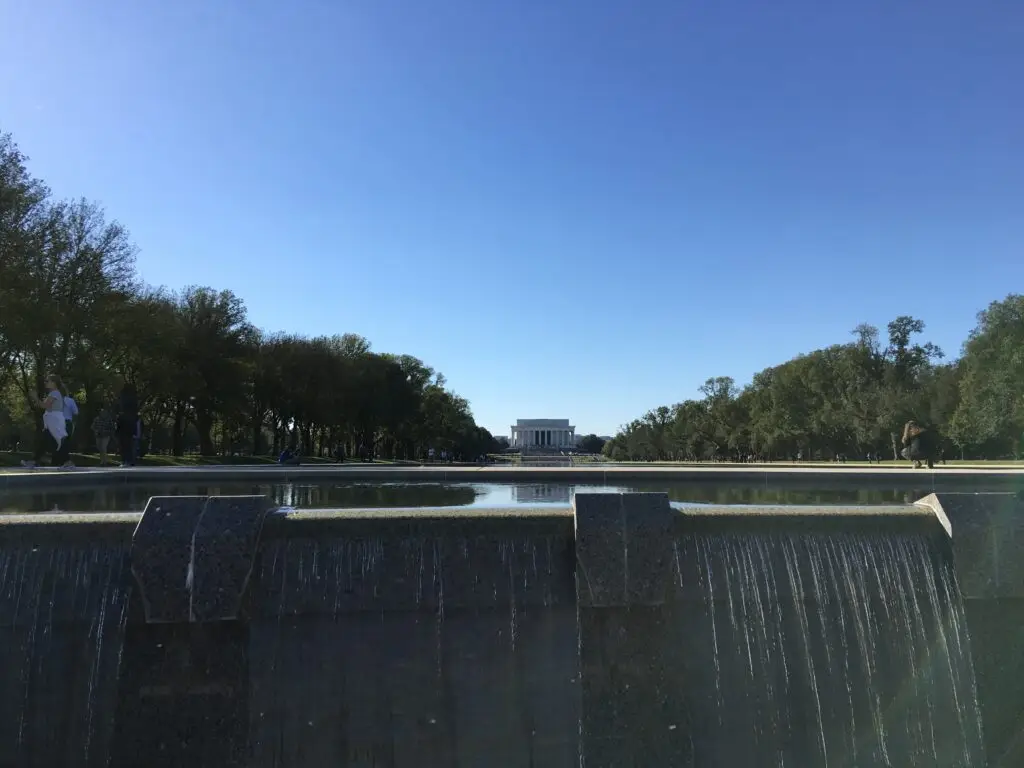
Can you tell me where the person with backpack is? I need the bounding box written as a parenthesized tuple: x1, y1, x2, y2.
(91, 405, 116, 466)
(62, 390, 79, 459)
(134, 416, 145, 459)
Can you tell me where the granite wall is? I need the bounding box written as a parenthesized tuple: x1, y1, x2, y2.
(0, 492, 1018, 767)
(0, 518, 132, 768)
(920, 492, 1024, 766)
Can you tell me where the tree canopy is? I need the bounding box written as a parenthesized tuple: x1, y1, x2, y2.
(577, 434, 607, 454)
(0, 131, 497, 459)
(605, 304, 1024, 462)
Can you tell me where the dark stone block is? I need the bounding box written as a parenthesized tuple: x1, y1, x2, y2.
(191, 495, 274, 622)
(573, 493, 676, 607)
(0, 543, 130, 768)
(578, 606, 689, 767)
(110, 622, 249, 768)
(964, 597, 1024, 766)
(131, 495, 273, 624)
(932, 493, 1024, 763)
(131, 496, 207, 623)
(248, 605, 579, 767)
(920, 492, 1024, 598)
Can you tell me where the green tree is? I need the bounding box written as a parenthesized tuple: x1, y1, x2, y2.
(163, 287, 254, 455)
(611, 316, 952, 463)
(0, 127, 498, 462)
(952, 295, 1024, 457)
(577, 434, 606, 454)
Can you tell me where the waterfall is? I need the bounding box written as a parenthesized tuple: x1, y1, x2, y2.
(245, 531, 579, 766)
(675, 531, 985, 767)
(0, 544, 131, 768)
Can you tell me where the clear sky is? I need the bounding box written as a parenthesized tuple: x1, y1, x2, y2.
(3, 0, 1022, 437)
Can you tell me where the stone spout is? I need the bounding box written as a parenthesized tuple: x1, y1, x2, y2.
(130, 495, 274, 623)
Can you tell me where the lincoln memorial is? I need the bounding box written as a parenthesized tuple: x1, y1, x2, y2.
(510, 418, 575, 449)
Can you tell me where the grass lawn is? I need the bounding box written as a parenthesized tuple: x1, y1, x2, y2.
(619, 459, 1024, 467)
(0, 451, 403, 469)
(3, 451, 1020, 470)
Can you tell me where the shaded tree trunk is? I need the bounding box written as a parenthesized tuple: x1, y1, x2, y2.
(172, 401, 187, 457)
(251, 414, 262, 455)
(196, 410, 215, 456)
(272, 419, 282, 455)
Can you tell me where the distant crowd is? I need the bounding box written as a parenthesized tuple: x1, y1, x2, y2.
(275, 444, 492, 466)
(20, 376, 143, 469)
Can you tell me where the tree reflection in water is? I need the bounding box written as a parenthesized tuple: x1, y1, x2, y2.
(0, 482, 479, 514)
(0, 480, 955, 514)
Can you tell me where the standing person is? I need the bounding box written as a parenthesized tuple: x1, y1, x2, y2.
(901, 420, 936, 469)
(62, 389, 79, 465)
(91, 405, 116, 466)
(20, 374, 70, 469)
(117, 382, 139, 467)
(134, 416, 145, 459)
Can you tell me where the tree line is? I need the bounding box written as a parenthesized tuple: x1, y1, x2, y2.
(604, 306, 1024, 463)
(0, 131, 499, 460)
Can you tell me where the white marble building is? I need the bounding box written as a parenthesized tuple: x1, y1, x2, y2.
(510, 419, 575, 449)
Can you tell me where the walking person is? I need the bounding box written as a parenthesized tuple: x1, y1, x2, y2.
(134, 416, 145, 459)
(62, 389, 79, 468)
(20, 374, 71, 469)
(116, 382, 139, 467)
(91, 405, 116, 466)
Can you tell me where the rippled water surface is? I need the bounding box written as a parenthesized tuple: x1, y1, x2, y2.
(0, 479, 960, 513)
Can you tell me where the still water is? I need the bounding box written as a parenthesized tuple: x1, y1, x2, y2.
(0, 479, 952, 514)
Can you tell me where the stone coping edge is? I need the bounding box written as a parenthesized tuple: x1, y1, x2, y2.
(0, 501, 935, 527)
(3, 464, 1024, 492)
(0, 500, 952, 546)
(913, 493, 954, 538)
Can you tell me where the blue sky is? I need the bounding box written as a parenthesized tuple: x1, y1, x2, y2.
(3, 1, 1022, 437)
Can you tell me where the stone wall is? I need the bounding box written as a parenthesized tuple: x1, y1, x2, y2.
(244, 513, 579, 767)
(919, 492, 1024, 766)
(0, 493, 1017, 767)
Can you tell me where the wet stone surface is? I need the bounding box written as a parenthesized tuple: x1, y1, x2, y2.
(130, 496, 207, 623)
(191, 495, 273, 622)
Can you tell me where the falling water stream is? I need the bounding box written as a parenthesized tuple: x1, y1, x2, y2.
(0, 544, 131, 768)
(245, 532, 578, 766)
(0, 511, 996, 767)
(675, 531, 986, 767)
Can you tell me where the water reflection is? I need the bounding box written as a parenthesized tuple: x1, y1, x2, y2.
(0, 482, 478, 514)
(0, 480, 952, 514)
(510, 484, 573, 504)
(643, 483, 930, 506)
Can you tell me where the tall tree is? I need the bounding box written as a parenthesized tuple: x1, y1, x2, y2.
(952, 295, 1024, 457)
